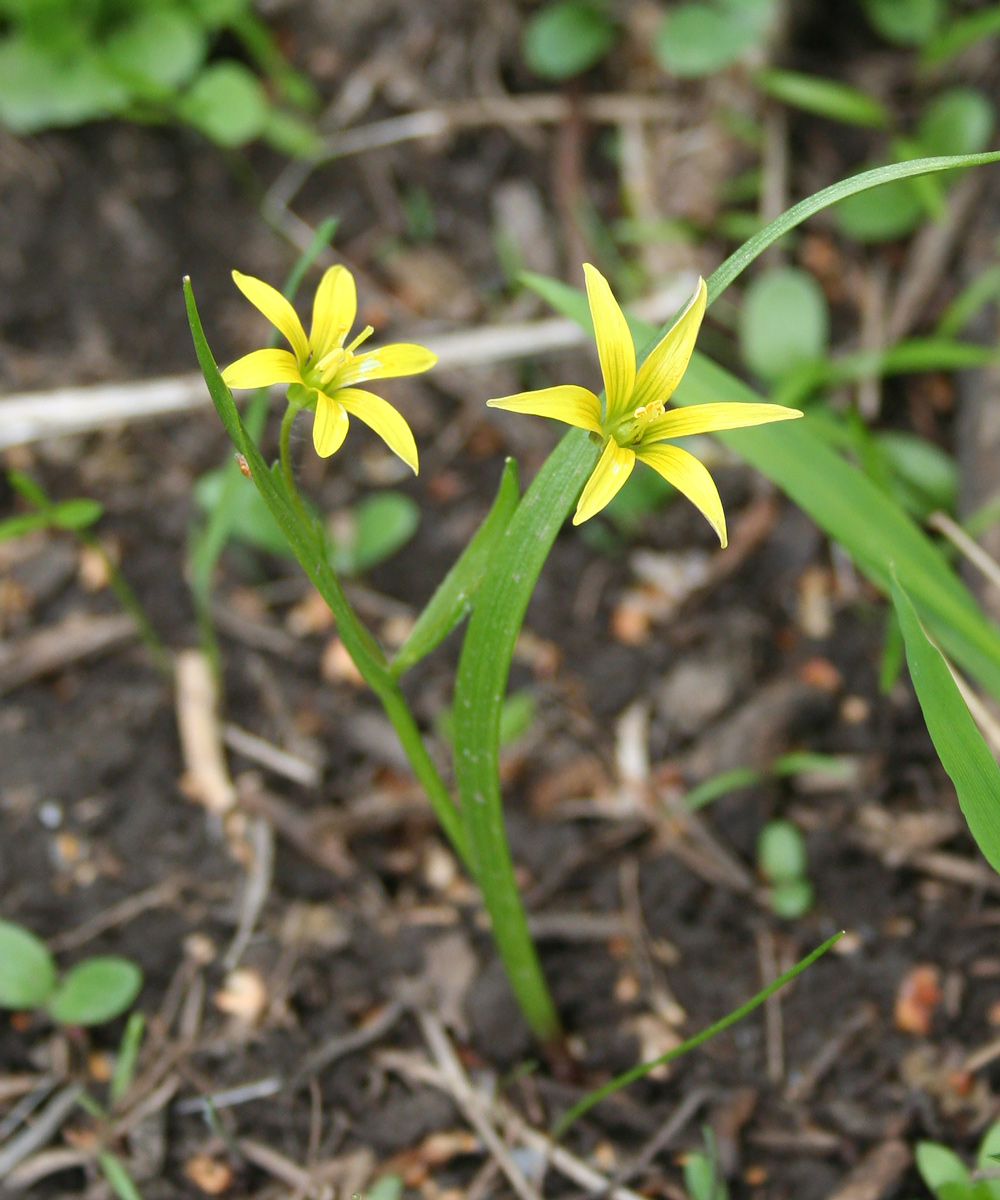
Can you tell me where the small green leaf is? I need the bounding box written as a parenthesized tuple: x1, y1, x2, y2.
(877, 431, 958, 520)
(261, 106, 323, 158)
(654, 3, 755, 77)
(47, 957, 142, 1026)
(739, 267, 829, 381)
(916, 1142, 970, 1196)
(97, 1151, 144, 1200)
(437, 688, 536, 748)
(757, 819, 807, 883)
(522, 0, 619, 79)
(176, 61, 267, 146)
(195, 467, 292, 558)
(104, 9, 206, 91)
(50, 498, 104, 531)
(0, 921, 57, 1009)
(0, 35, 129, 132)
(754, 67, 890, 128)
(0, 512, 51, 542)
(919, 88, 995, 159)
(978, 1122, 1000, 1174)
(922, 5, 1000, 68)
(684, 1151, 728, 1200)
(391, 458, 520, 677)
(768, 877, 814, 919)
(891, 577, 1000, 877)
(834, 174, 925, 242)
(861, 0, 943, 45)
(329, 491, 419, 575)
(683, 768, 763, 811)
(110, 1012, 145, 1107)
(7, 470, 49, 508)
(365, 1177, 404, 1200)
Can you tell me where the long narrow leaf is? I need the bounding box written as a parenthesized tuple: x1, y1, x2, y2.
(391, 457, 520, 677)
(891, 576, 1000, 876)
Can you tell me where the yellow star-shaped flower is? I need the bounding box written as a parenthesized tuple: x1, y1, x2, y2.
(222, 266, 436, 473)
(488, 264, 802, 544)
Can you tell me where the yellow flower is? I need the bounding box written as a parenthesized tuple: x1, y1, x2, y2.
(222, 266, 436, 473)
(488, 264, 802, 544)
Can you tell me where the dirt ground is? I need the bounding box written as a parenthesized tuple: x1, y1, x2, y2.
(3, 3, 1000, 1199)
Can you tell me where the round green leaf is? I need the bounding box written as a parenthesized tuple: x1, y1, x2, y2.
(915, 1141, 970, 1194)
(330, 491, 419, 575)
(0, 921, 57, 1009)
(522, 0, 619, 80)
(834, 174, 925, 242)
(768, 878, 814, 919)
(176, 62, 267, 146)
(738, 266, 829, 381)
(0, 35, 129, 132)
(919, 88, 995, 159)
(104, 9, 206, 92)
(654, 4, 752, 77)
(47, 957, 142, 1026)
(195, 468, 293, 558)
(878, 431, 958, 519)
(861, 0, 943, 45)
(757, 818, 807, 883)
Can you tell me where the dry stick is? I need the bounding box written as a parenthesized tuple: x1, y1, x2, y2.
(619, 858, 685, 1025)
(175, 648, 236, 815)
(223, 813, 274, 971)
(236, 772, 354, 879)
(0, 1083, 83, 1181)
(785, 1003, 877, 1104)
(929, 510, 1000, 595)
(0, 283, 693, 451)
(755, 926, 785, 1085)
(417, 1011, 544, 1200)
(222, 724, 320, 788)
(2, 1148, 92, 1191)
(856, 261, 889, 422)
(0, 613, 135, 696)
(290, 998, 408, 1090)
(48, 876, 185, 953)
(759, 104, 789, 269)
(825, 1140, 911, 1200)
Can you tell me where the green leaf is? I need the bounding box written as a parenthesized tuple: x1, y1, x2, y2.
(552, 933, 842, 1136)
(684, 1151, 728, 1200)
(978, 1122, 1000, 1175)
(195, 467, 292, 558)
(261, 106, 323, 158)
(7, 470, 49, 507)
(768, 877, 814, 919)
(0, 920, 57, 1009)
(757, 819, 807, 883)
(683, 768, 763, 811)
(47, 957, 143, 1026)
(754, 67, 890, 128)
(861, 0, 943, 45)
(97, 1151, 144, 1200)
(891, 577, 1000, 877)
(329, 491, 419, 575)
(104, 9, 206, 92)
(919, 88, 995, 158)
(521, 0, 619, 79)
(110, 1012, 145, 1106)
(738, 266, 829, 381)
(438, 688, 537, 748)
(50, 497, 104, 531)
(877, 431, 958, 519)
(654, 2, 761, 77)
(365, 1177, 404, 1200)
(922, 5, 1000, 68)
(391, 457, 520, 677)
(176, 61, 267, 146)
(834, 175, 925, 242)
(938, 265, 1000, 337)
(0, 512, 53, 542)
(0, 35, 129, 132)
(915, 1142, 970, 1196)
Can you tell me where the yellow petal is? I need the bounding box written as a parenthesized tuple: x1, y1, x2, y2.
(337, 387, 419, 475)
(222, 348, 302, 390)
(338, 343, 438, 387)
(312, 394, 349, 458)
(643, 401, 802, 443)
(573, 438, 635, 525)
(309, 265, 357, 359)
(635, 442, 727, 548)
(631, 277, 707, 413)
(583, 263, 635, 424)
(487, 385, 602, 432)
(232, 270, 309, 366)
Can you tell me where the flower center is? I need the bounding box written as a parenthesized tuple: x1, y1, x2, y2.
(608, 398, 666, 446)
(302, 325, 375, 390)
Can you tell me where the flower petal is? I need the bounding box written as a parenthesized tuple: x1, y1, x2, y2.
(310, 265, 357, 359)
(336, 387, 419, 475)
(573, 438, 635, 525)
(232, 270, 309, 366)
(222, 348, 302, 390)
(487, 385, 602, 432)
(338, 343, 437, 386)
(631, 277, 707, 413)
(644, 400, 802, 443)
(583, 263, 635, 424)
(635, 442, 727, 547)
(312, 394, 349, 458)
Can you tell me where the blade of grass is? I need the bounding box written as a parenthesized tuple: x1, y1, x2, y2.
(552, 932, 843, 1137)
(891, 575, 1000, 875)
